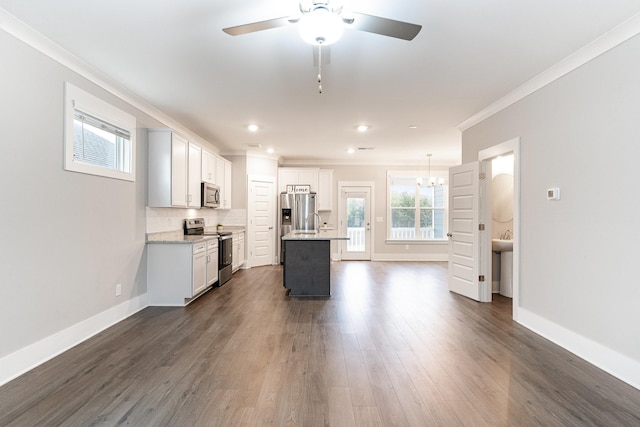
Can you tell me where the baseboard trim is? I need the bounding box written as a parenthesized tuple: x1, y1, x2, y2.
(0, 294, 148, 387)
(331, 254, 447, 262)
(372, 253, 448, 262)
(518, 308, 640, 391)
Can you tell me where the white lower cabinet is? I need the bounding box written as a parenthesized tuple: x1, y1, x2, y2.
(192, 241, 207, 296)
(232, 231, 245, 272)
(147, 238, 217, 306)
(206, 239, 219, 287)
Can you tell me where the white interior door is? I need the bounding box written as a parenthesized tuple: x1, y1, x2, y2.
(448, 162, 490, 302)
(248, 176, 275, 267)
(340, 186, 372, 261)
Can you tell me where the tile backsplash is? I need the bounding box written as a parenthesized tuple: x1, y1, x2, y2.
(146, 208, 246, 233)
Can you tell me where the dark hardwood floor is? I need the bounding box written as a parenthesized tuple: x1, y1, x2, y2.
(1, 262, 639, 426)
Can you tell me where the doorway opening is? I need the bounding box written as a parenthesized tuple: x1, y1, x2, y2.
(479, 138, 520, 320)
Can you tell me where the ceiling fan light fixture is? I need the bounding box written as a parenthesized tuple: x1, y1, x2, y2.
(298, 7, 344, 45)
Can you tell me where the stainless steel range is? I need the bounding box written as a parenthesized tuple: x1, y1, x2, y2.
(217, 232, 233, 286)
(184, 218, 233, 286)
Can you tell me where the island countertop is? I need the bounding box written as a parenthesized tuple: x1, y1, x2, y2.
(282, 230, 349, 241)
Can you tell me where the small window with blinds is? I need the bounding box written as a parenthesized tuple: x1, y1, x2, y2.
(64, 82, 136, 181)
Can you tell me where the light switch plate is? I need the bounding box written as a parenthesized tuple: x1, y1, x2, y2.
(376, 217, 383, 223)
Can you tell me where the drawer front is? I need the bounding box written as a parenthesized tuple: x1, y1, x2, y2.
(193, 242, 207, 254)
(207, 239, 218, 250)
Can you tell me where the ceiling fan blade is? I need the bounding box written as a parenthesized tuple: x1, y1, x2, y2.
(223, 16, 295, 36)
(345, 12, 422, 41)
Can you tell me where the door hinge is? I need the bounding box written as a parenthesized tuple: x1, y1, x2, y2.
(479, 224, 485, 231)
(479, 172, 486, 180)
(479, 275, 485, 282)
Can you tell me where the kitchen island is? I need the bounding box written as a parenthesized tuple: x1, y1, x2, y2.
(281, 230, 349, 297)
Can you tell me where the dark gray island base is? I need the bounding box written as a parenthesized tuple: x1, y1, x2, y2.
(283, 239, 331, 297)
(281, 230, 349, 297)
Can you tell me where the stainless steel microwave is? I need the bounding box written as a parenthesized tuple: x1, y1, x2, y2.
(201, 182, 220, 208)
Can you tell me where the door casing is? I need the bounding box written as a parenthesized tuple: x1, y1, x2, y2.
(247, 175, 277, 268)
(479, 137, 521, 320)
(337, 181, 375, 261)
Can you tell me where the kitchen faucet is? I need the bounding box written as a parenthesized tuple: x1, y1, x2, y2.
(306, 212, 321, 233)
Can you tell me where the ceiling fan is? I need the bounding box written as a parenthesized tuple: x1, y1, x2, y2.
(222, 0, 422, 45)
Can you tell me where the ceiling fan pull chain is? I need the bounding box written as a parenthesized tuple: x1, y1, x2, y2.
(318, 43, 323, 94)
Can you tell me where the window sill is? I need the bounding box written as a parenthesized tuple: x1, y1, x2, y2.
(385, 239, 449, 245)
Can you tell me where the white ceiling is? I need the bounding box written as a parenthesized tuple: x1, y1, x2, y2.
(3, 0, 640, 165)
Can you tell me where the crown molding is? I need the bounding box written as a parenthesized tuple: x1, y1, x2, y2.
(0, 8, 217, 150)
(279, 157, 460, 167)
(458, 11, 640, 132)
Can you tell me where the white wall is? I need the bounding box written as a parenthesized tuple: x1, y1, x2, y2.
(0, 30, 157, 368)
(462, 34, 640, 386)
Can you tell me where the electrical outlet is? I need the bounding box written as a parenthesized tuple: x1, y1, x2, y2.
(115, 283, 122, 297)
(405, 245, 409, 250)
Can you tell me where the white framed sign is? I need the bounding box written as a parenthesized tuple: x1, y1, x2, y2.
(286, 185, 311, 194)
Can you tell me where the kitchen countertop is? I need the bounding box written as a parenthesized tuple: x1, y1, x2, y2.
(146, 226, 246, 244)
(146, 231, 218, 244)
(282, 230, 349, 241)
(218, 226, 245, 233)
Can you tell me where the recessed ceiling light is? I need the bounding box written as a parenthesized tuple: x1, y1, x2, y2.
(247, 124, 259, 132)
(408, 125, 418, 129)
(357, 125, 369, 132)
(266, 147, 274, 154)
(346, 148, 355, 154)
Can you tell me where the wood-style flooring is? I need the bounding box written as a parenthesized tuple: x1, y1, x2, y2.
(1, 262, 639, 426)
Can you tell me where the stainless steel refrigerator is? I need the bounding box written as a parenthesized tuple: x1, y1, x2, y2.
(279, 192, 317, 263)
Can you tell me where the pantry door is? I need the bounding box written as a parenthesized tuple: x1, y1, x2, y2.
(248, 176, 276, 267)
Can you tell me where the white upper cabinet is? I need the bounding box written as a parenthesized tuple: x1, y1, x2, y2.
(148, 129, 201, 208)
(215, 156, 233, 209)
(187, 143, 202, 208)
(318, 169, 333, 211)
(201, 149, 217, 184)
(278, 167, 319, 193)
(170, 133, 188, 207)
